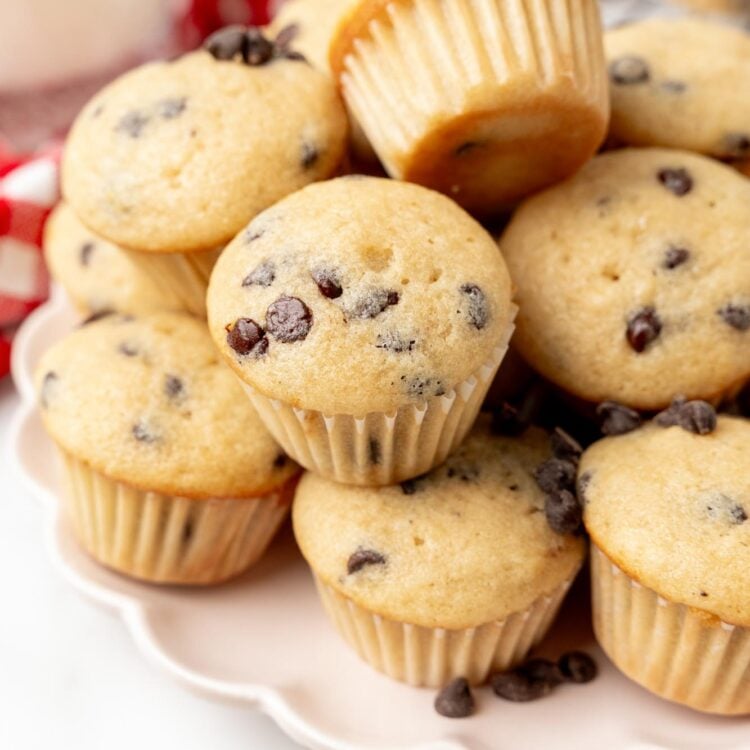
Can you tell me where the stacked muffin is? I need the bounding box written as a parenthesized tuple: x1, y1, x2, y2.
(38, 0, 750, 719)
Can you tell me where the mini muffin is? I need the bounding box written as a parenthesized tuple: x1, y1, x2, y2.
(606, 19, 750, 162)
(581, 406, 750, 714)
(293, 416, 585, 687)
(328, 0, 609, 214)
(44, 202, 182, 317)
(500, 148, 750, 411)
(62, 26, 348, 315)
(35, 312, 300, 585)
(207, 176, 515, 486)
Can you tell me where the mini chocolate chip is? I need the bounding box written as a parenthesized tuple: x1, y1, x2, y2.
(375, 331, 415, 353)
(491, 670, 553, 703)
(577, 472, 592, 506)
(534, 459, 576, 494)
(731, 504, 748, 524)
(266, 296, 313, 342)
(455, 141, 481, 157)
(661, 80, 687, 93)
(273, 453, 288, 469)
(301, 142, 319, 169)
(663, 246, 690, 270)
(80, 309, 116, 326)
(79, 242, 95, 267)
(558, 652, 597, 684)
(311, 268, 342, 299)
(242, 261, 276, 287)
(226, 318, 269, 357)
(40, 371, 59, 409)
(181, 519, 194, 545)
(626, 306, 662, 353)
(447, 464, 480, 482)
(550, 427, 582, 463)
(519, 659, 564, 688)
(118, 342, 139, 357)
(719, 303, 750, 331)
(403, 375, 445, 399)
(701, 591, 709, 597)
(655, 396, 716, 435)
(132, 421, 158, 443)
(723, 133, 750, 159)
(116, 110, 149, 138)
(347, 548, 386, 575)
(164, 374, 184, 400)
(597, 401, 642, 436)
(491, 402, 527, 436)
(348, 289, 399, 319)
(245, 227, 265, 243)
(401, 475, 427, 495)
(434, 678, 475, 719)
(204, 25, 247, 60)
(369, 438, 381, 466)
(545, 490, 583, 535)
(658, 168, 693, 197)
(244, 27, 275, 65)
(158, 97, 187, 120)
(459, 283, 489, 330)
(610, 56, 650, 85)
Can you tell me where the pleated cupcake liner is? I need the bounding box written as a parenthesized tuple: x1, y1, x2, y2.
(122, 246, 221, 318)
(58, 449, 292, 585)
(239, 320, 514, 486)
(313, 573, 574, 687)
(591, 544, 750, 715)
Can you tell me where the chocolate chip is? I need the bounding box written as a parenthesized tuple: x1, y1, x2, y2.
(719, 303, 750, 331)
(266, 296, 313, 343)
(347, 548, 386, 575)
(491, 402, 527, 437)
(118, 342, 139, 357)
(661, 80, 687, 93)
(577, 472, 592, 506)
(610, 56, 650, 85)
(626, 306, 662, 353)
(368, 438, 381, 466)
(311, 268, 342, 299)
(701, 591, 709, 597)
(164, 375, 184, 400)
(534, 459, 576, 494)
(226, 318, 269, 357)
(244, 27, 275, 65)
(519, 659, 564, 688)
(731, 505, 748, 524)
(204, 25, 247, 60)
(658, 168, 693, 197)
(401, 475, 426, 495)
(545, 490, 583, 535)
(597, 401, 642, 436)
(459, 283, 489, 330)
(434, 678, 475, 719)
(80, 309, 116, 326)
(376, 331, 415, 353)
(79, 242, 95, 267)
(242, 261, 275, 287)
(273, 453, 288, 469)
(40, 371, 59, 409)
(403, 375, 445, 399)
(158, 97, 187, 120)
(550, 427, 582, 463)
(348, 289, 399, 319)
(723, 133, 750, 159)
(245, 227, 265, 243)
(663, 246, 690, 270)
(655, 397, 716, 435)
(132, 421, 158, 443)
(491, 670, 553, 703)
(115, 110, 149, 138)
(558, 652, 597, 684)
(301, 142, 319, 170)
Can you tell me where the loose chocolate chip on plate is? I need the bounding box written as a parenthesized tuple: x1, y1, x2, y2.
(40, 371, 59, 409)
(348, 289, 399, 319)
(491, 402, 527, 437)
(376, 331, 416, 353)
(132, 421, 158, 443)
(226, 318, 269, 357)
(115, 110, 149, 138)
(609, 56, 650, 85)
(597, 401, 642, 436)
(655, 397, 716, 435)
(242, 261, 276, 287)
(519, 659, 564, 688)
(491, 669, 553, 703)
(626, 306, 662, 353)
(266, 296, 313, 342)
(164, 374, 185, 400)
(550, 427, 582, 463)
(558, 652, 598, 684)
(545, 490, 583, 535)
(79, 242, 95, 267)
(658, 168, 693, 197)
(301, 142, 319, 169)
(311, 268, 342, 299)
(534, 458, 576, 494)
(158, 97, 187, 120)
(459, 283, 489, 330)
(723, 132, 750, 159)
(204, 25, 247, 60)
(434, 678, 475, 719)
(663, 246, 690, 270)
(719, 303, 750, 331)
(347, 548, 386, 575)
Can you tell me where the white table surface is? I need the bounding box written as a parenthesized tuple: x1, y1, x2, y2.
(0, 377, 302, 750)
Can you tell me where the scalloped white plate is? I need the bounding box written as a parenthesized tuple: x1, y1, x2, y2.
(6, 290, 750, 750)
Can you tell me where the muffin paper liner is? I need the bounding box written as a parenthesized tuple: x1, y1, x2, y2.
(240, 319, 514, 486)
(58, 449, 291, 585)
(122, 247, 221, 318)
(333, 0, 607, 184)
(591, 544, 750, 715)
(313, 573, 574, 687)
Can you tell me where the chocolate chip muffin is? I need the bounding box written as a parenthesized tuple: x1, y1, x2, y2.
(581, 409, 750, 714)
(293, 415, 585, 687)
(606, 19, 750, 162)
(62, 26, 348, 315)
(44, 202, 182, 317)
(500, 148, 750, 410)
(207, 176, 516, 486)
(328, 0, 609, 214)
(35, 312, 300, 584)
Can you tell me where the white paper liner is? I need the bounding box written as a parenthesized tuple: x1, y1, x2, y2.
(240, 320, 514, 486)
(314, 574, 573, 687)
(591, 545, 750, 715)
(58, 449, 291, 585)
(122, 247, 221, 318)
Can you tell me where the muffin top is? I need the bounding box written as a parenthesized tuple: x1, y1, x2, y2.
(293, 416, 585, 629)
(36, 312, 298, 499)
(44, 202, 180, 316)
(62, 33, 347, 255)
(581, 415, 750, 627)
(500, 148, 750, 410)
(606, 19, 750, 159)
(207, 176, 515, 416)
